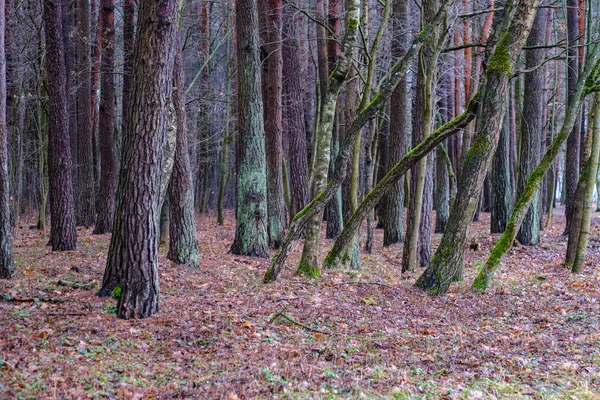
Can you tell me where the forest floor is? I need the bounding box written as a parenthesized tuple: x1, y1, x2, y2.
(0, 208, 599, 399)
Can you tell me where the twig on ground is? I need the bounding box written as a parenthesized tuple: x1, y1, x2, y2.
(52, 280, 97, 290)
(0, 294, 68, 303)
(335, 281, 396, 288)
(269, 311, 331, 335)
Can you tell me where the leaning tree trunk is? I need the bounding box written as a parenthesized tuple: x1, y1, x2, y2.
(99, 0, 178, 319)
(168, 38, 199, 268)
(516, 8, 547, 245)
(472, 42, 600, 290)
(295, 0, 361, 278)
(416, 0, 540, 294)
(75, 0, 96, 227)
(230, 0, 270, 258)
(263, 0, 453, 282)
(93, 0, 117, 234)
(0, 0, 13, 279)
(43, 0, 77, 252)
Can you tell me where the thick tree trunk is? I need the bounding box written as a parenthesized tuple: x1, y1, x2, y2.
(93, 0, 117, 234)
(283, 1, 309, 218)
(383, 0, 408, 247)
(259, 0, 286, 248)
(44, 0, 77, 252)
(0, 0, 13, 279)
(564, 0, 581, 235)
(121, 0, 134, 138)
(75, 0, 96, 227)
(416, 0, 540, 294)
(516, 9, 546, 245)
(99, 0, 178, 319)
(230, 0, 270, 258)
(167, 40, 199, 268)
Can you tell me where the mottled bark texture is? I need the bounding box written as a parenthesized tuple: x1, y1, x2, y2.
(282, 2, 308, 217)
(230, 0, 270, 258)
(259, 0, 286, 248)
(516, 9, 546, 245)
(383, 0, 408, 247)
(416, 0, 540, 294)
(100, 0, 178, 319)
(75, 0, 95, 227)
(167, 40, 199, 268)
(564, 0, 581, 235)
(43, 0, 77, 252)
(93, 0, 117, 234)
(121, 0, 134, 136)
(0, 0, 13, 279)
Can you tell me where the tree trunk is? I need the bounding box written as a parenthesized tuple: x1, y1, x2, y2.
(75, 0, 95, 227)
(563, 0, 581, 235)
(490, 109, 512, 233)
(259, 0, 286, 248)
(0, 0, 13, 279)
(516, 8, 546, 245)
(416, 0, 540, 294)
(167, 39, 199, 268)
(383, 0, 408, 247)
(230, 0, 270, 258)
(99, 0, 178, 319)
(402, 0, 440, 272)
(44, 0, 78, 252)
(93, 0, 117, 234)
(121, 0, 134, 139)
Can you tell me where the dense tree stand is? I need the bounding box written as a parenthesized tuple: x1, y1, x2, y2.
(100, 0, 178, 319)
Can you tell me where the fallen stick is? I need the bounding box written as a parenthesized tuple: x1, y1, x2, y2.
(0, 294, 67, 303)
(269, 312, 331, 335)
(52, 280, 97, 290)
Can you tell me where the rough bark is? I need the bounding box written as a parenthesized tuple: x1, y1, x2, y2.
(167, 40, 199, 268)
(564, 0, 581, 235)
(416, 0, 540, 294)
(121, 0, 134, 137)
(75, 0, 95, 227)
(44, 0, 77, 252)
(93, 0, 117, 234)
(490, 110, 512, 233)
(383, 0, 408, 247)
(99, 0, 178, 319)
(230, 0, 270, 258)
(516, 9, 546, 245)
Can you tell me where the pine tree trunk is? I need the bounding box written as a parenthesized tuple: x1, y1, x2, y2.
(490, 109, 512, 233)
(121, 0, 134, 137)
(383, 0, 408, 247)
(75, 0, 96, 227)
(564, 0, 581, 235)
(93, 0, 117, 234)
(416, 0, 540, 294)
(99, 0, 178, 319)
(44, 0, 77, 252)
(230, 0, 270, 258)
(167, 40, 199, 268)
(259, 0, 286, 248)
(516, 9, 546, 245)
(0, 0, 13, 279)
(282, 1, 309, 218)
